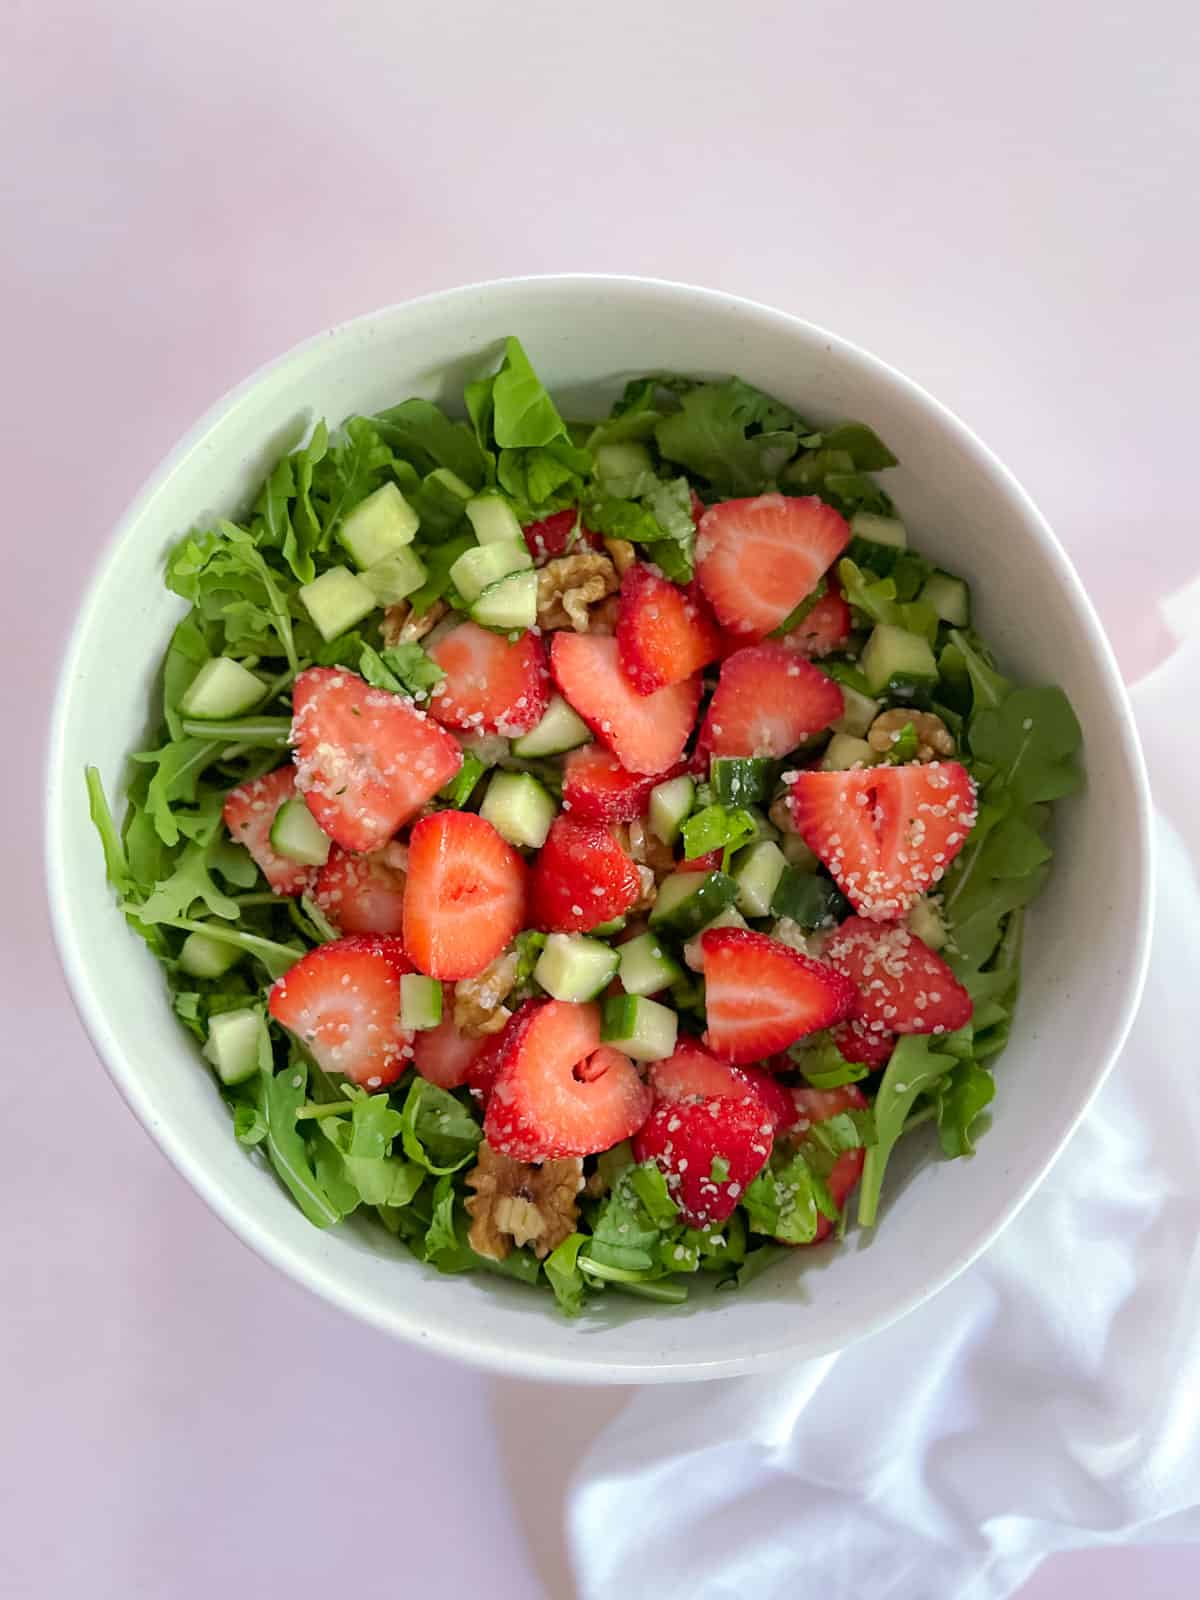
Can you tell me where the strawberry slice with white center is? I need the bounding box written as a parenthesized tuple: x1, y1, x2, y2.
(699, 644, 844, 759)
(776, 586, 852, 658)
(427, 620, 548, 736)
(788, 762, 978, 922)
(529, 816, 640, 933)
(551, 633, 701, 775)
(267, 935, 414, 1089)
(484, 999, 651, 1161)
(222, 764, 316, 897)
(313, 844, 407, 935)
(701, 927, 859, 1064)
(411, 1012, 488, 1090)
(780, 1084, 869, 1244)
(562, 745, 668, 824)
(823, 916, 972, 1036)
(290, 667, 462, 853)
(616, 564, 723, 694)
(695, 494, 851, 639)
(403, 810, 527, 981)
(633, 1094, 775, 1228)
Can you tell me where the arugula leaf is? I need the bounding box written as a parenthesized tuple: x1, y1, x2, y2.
(310, 417, 397, 552)
(438, 752, 486, 809)
(681, 803, 756, 861)
(233, 1103, 268, 1147)
(968, 686, 1083, 808)
(545, 1232, 588, 1316)
(316, 1093, 425, 1208)
(131, 836, 241, 925)
(399, 1079, 482, 1174)
(167, 520, 298, 671)
(408, 533, 474, 614)
(743, 1147, 827, 1243)
(255, 1056, 342, 1228)
(787, 1033, 871, 1089)
(858, 1035, 958, 1227)
(162, 613, 212, 739)
(491, 337, 572, 448)
(642, 477, 697, 581)
(370, 399, 486, 487)
(655, 378, 804, 496)
(934, 1060, 995, 1156)
(628, 1162, 680, 1227)
(946, 627, 1012, 712)
(358, 641, 445, 703)
(86, 767, 135, 899)
(798, 421, 897, 471)
(729, 1242, 792, 1289)
(771, 867, 850, 929)
(837, 557, 938, 642)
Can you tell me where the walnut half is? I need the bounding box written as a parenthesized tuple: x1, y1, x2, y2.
(536, 552, 619, 632)
(465, 1142, 584, 1261)
(867, 708, 955, 762)
(381, 598, 447, 647)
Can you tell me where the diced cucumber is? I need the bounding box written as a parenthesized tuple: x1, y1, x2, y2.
(269, 798, 332, 866)
(648, 869, 739, 938)
(360, 546, 427, 605)
(422, 466, 474, 521)
(771, 867, 848, 929)
(400, 973, 443, 1031)
(299, 565, 377, 642)
(821, 733, 877, 771)
(831, 683, 881, 739)
(850, 511, 907, 548)
(920, 570, 971, 628)
(178, 656, 265, 720)
(600, 995, 679, 1062)
(648, 775, 695, 845)
(732, 840, 788, 917)
(471, 569, 538, 631)
(781, 832, 820, 871)
(908, 895, 947, 950)
(510, 695, 592, 758)
(450, 540, 533, 604)
(593, 440, 655, 498)
(710, 757, 775, 807)
(180, 930, 242, 979)
(861, 623, 939, 697)
(683, 905, 747, 971)
(338, 483, 419, 569)
(591, 916, 627, 937)
(617, 932, 685, 997)
(203, 1006, 270, 1086)
(534, 933, 620, 1002)
(479, 771, 557, 849)
(465, 492, 524, 546)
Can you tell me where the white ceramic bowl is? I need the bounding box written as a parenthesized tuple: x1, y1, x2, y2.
(47, 277, 1153, 1383)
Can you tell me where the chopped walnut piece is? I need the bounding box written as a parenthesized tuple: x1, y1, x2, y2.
(465, 1142, 585, 1261)
(453, 950, 520, 1038)
(631, 864, 658, 913)
(769, 793, 799, 834)
(867, 708, 955, 762)
(603, 537, 637, 576)
(381, 598, 447, 648)
(625, 818, 676, 880)
(536, 552, 619, 632)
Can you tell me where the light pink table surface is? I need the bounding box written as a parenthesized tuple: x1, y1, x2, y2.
(4, 4, 1197, 1596)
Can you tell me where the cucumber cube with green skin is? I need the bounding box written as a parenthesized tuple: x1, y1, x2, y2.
(860, 623, 939, 697)
(710, 757, 775, 807)
(648, 869, 739, 938)
(534, 934, 620, 1002)
(479, 771, 557, 849)
(179, 656, 265, 720)
(180, 930, 242, 979)
(648, 775, 695, 845)
(617, 932, 685, 997)
(400, 973, 443, 1031)
(590, 916, 627, 937)
(360, 546, 428, 606)
(510, 695, 592, 758)
(732, 840, 789, 917)
(203, 1007, 271, 1086)
(449, 541, 532, 604)
(850, 511, 907, 548)
(471, 570, 538, 631)
(920, 571, 971, 628)
(908, 895, 947, 950)
(269, 798, 332, 866)
(600, 995, 679, 1062)
(771, 867, 849, 929)
(422, 467, 475, 522)
(338, 483, 420, 570)
(299, 565, 377, 642)
(831, 684, 881, 739)
(466, 493, 525, 546)
(821, 733, 878, 771)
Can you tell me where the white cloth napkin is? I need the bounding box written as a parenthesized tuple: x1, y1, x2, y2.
(568, 630, 1200, 1600)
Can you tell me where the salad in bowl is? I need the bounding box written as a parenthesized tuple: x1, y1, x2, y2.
(87, 336, 1082, 1317)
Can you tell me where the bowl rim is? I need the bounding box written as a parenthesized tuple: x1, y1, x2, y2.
(44, 274, 1155, 1382)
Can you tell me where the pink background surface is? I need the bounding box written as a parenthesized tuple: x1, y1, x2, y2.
(4, 3, 1198, 1595)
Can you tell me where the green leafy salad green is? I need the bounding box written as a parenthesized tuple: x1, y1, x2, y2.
(87, 336, 1083, 1316)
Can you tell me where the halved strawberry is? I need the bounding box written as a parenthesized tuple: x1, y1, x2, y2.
(562, 745, 664, 824)
(465, 1029, 509, 1105)
(313, 844, 406, 935)
(411, 1012, 487, 1090)
(699, 644, 844, 759)
(291, 667, 462, 853)
(788, 762, 978, 922)
(823, 916, 972, 1036)
(777, 587, 852, 658)
(739, 1067, 798, 1131)
(778, 1084, 870, 1244)
(648, 1038, 756, 1103)
(633, 1094, 774, 1228)
(426, 621, 548, 736)
(484, 999, 651, 1160)
(529, 816, 640, 933)
(701, 928, 858, 1064)
(695, 494, 851, 639)
(267, 935, 413, 1088)
(403, 811, 527, 980)
(222, 764, 316, 897)
(551, 633, 701, 775)
(830, 1018, 896, 1068)
(616, 564, 723, 694)
(523, 508, 601, 562)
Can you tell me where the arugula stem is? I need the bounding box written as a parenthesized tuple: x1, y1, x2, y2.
(233, 892, 285, 908)
(296, 1101, 355, 1120)
(179, 716, 291, 747)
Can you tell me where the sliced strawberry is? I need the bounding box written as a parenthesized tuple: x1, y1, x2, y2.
(522, 508, 601, 562)
(562, 745, 664, 824)
(823, 916, 972, 1036)
(679, 848, 723, 874)
(788, 762, 978, 922)
(739, 1066, 798, 1131)
(403, 811, 527, 980)
(529, 816, 640, 933)
(313, 844, 406, 935)
(222, 764, 316, 897)
(648, 1038, 755, 1103)
(777, 587, 852, 658)
(695, 494, 850, 639)
(465, 1029, 509, 1106)
(830, 1018, 895, 1068)
(411, 1013, 487, 1091)
(291, 667, 462, 853)
(699, 644, 843, 759)
(551, 633, 701, 775)
(633, 1094, 774, 1228)
(267, 935, 413, 1088)
(616, 564, 723, 694)
(484, 999, 651, 1160)
(701, 928, 858, 1065)
(426, 621, 548, 736)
